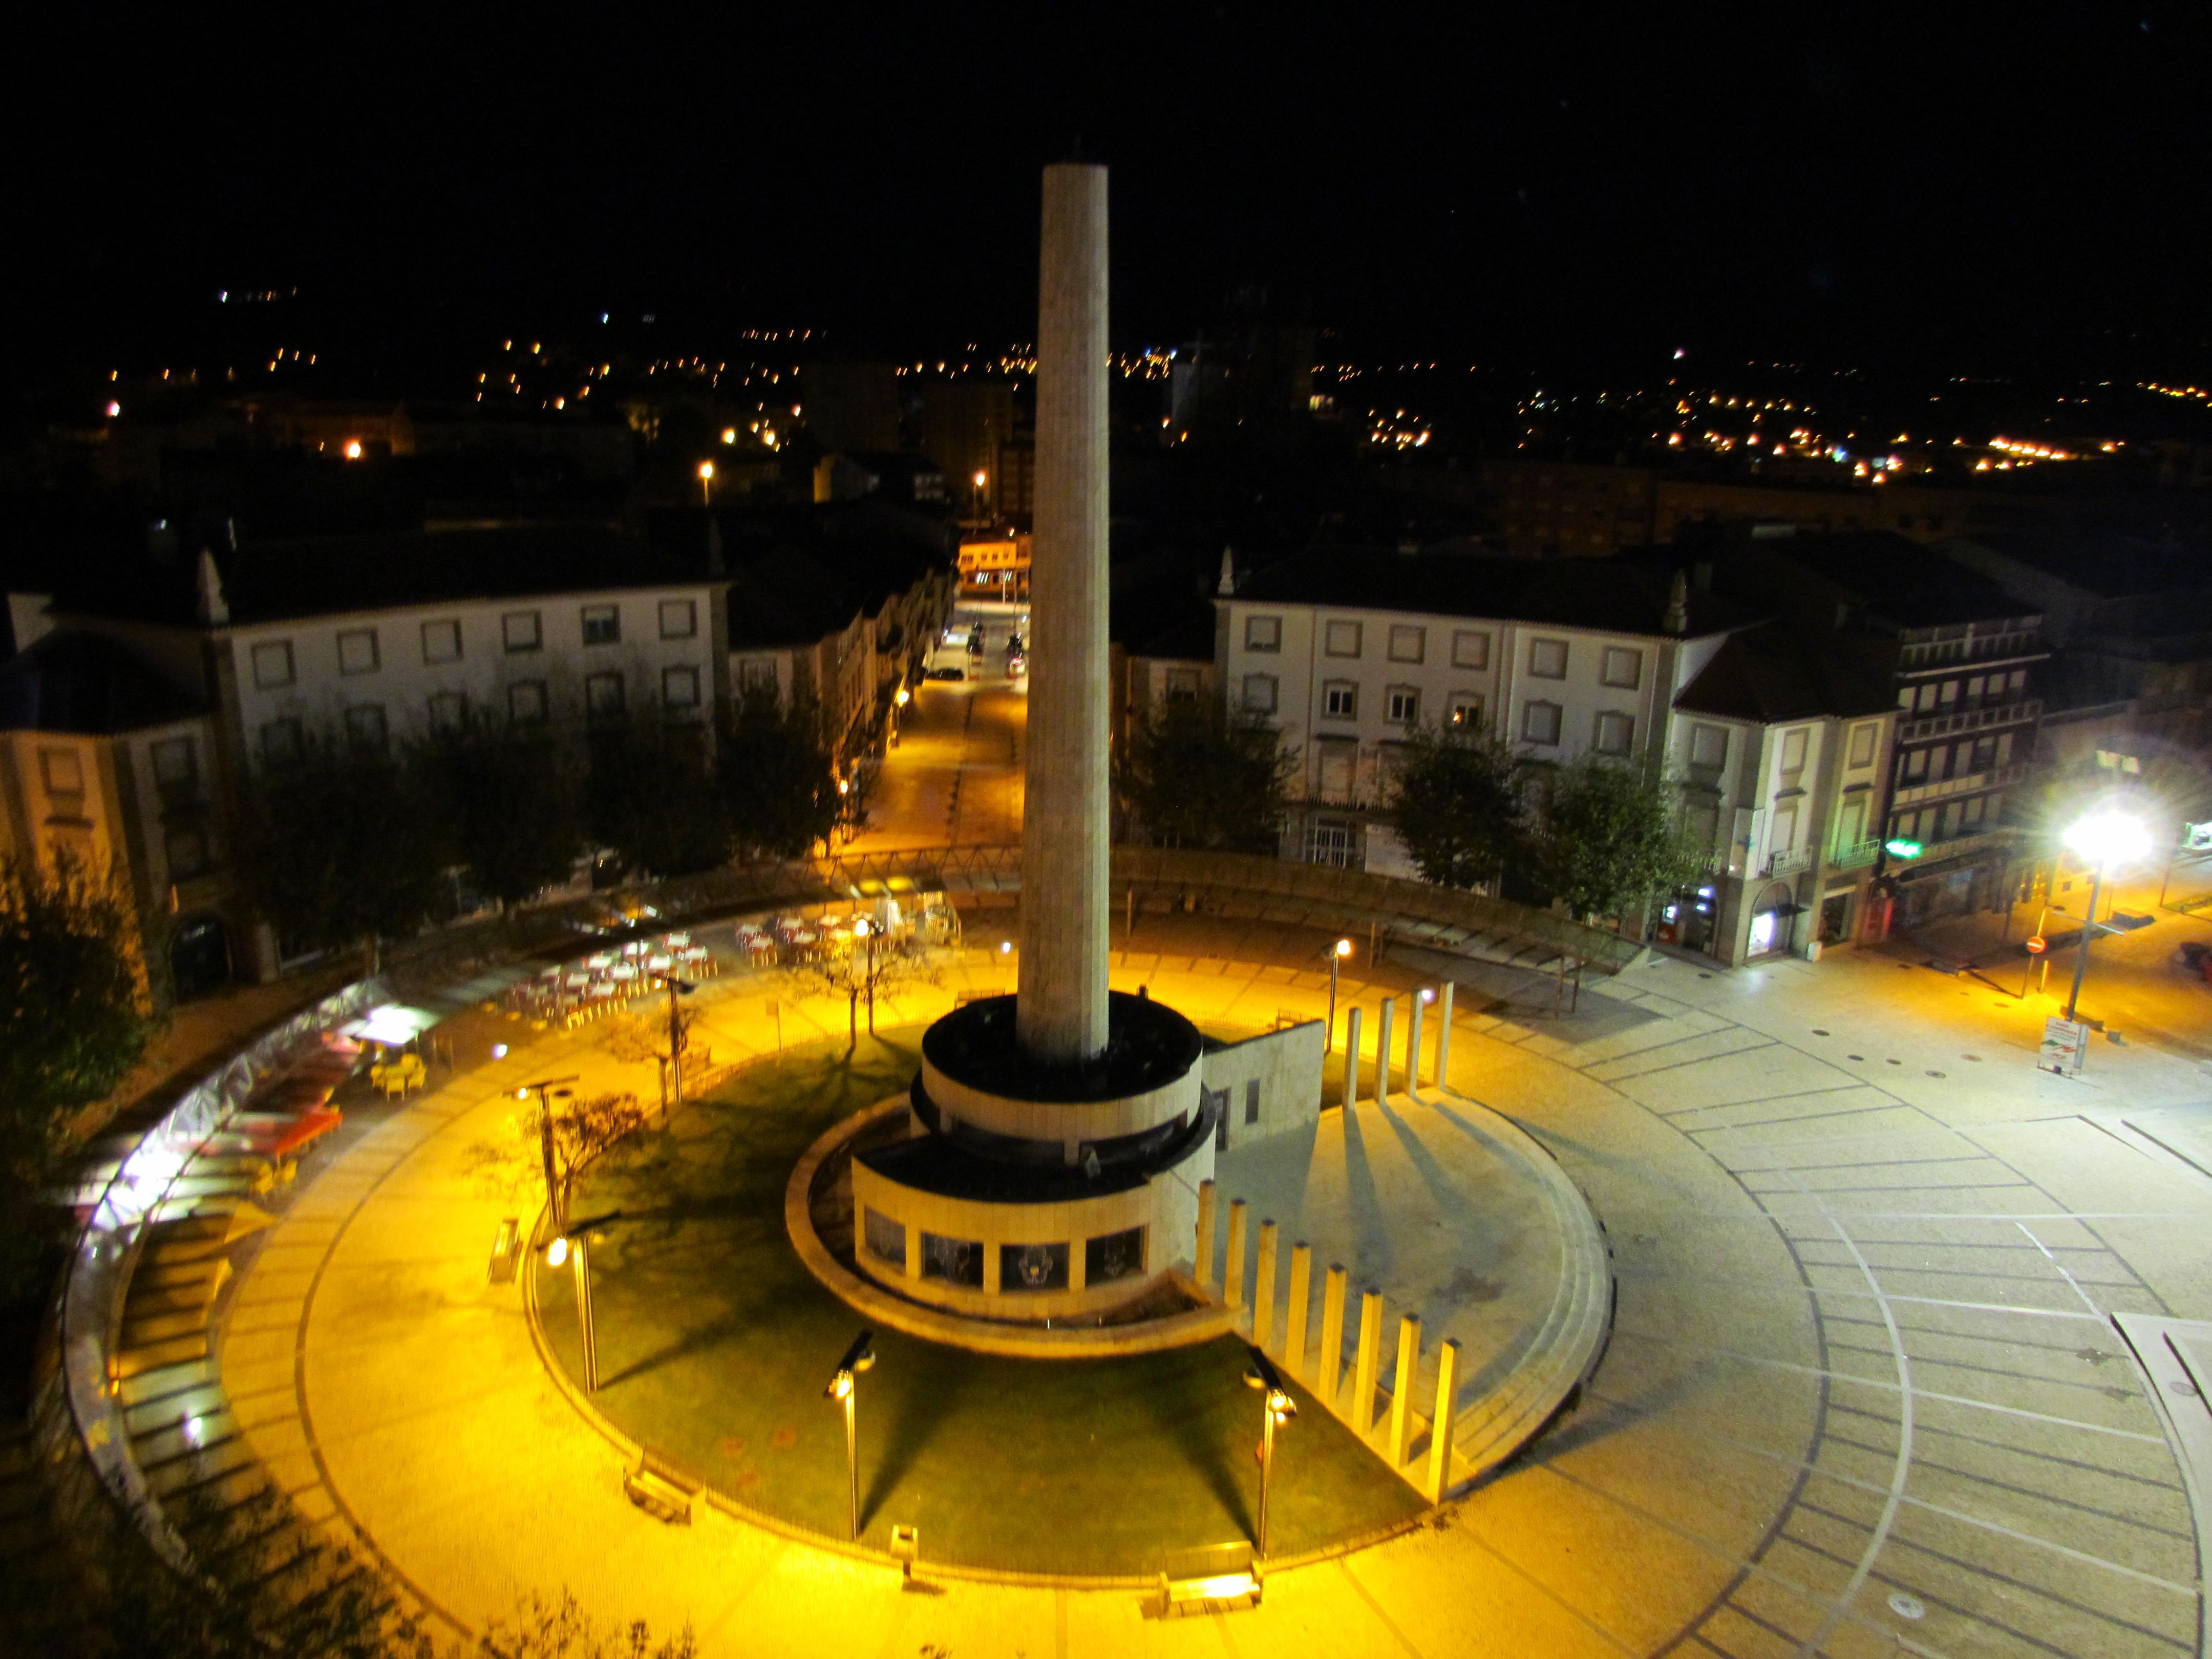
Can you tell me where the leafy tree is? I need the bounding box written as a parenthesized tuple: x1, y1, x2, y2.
(462, 1089, 648, 1233)
(601, 1006, 703, 1111)
(718, 684, 843, 860)
(1117, 698, 1295, 853)
(587, 718, 729, 878)
(230, 735, 449, 957)
(1523, 754, 1706, 925)
(473, 1591, 693, 1659)
(0, 853, 154, 1293)
(782, 932, 937, 1049)
(1386, 723, 1524, 888)
(412, 714, 583, 908)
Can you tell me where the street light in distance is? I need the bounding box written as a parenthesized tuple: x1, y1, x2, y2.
(2059, 806, 2153, 1023)
(1327, 938, 1353, 1052)
(1243, 1345, 1298, 1558)
(825, 1329, 877, 1540)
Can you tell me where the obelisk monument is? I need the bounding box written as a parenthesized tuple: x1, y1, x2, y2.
(1016, 163, 1112, 1064)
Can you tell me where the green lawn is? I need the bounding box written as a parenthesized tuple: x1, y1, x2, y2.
(534, 1027, 1425, 1577)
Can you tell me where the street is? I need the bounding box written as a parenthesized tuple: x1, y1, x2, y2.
(848, 603, 1028, 853)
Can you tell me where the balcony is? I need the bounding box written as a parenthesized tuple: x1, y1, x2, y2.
(1763, 847, 1812, 877)
(1898, 698, 2041, 743)
(1891, 760, 2030, 809)
(1831, 837, 1882, 870)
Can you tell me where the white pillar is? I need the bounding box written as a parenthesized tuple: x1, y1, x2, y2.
(1194, 1178, 1217, 1288)
(1388, 1313, 1422, 1466)
(1343, 1007, 1363, 1109)
(1375, 997, 1395, 1102)
(1436, 981, 1454, 1091)
(1407, 993, 1426, 1097)
(1225, 1199, 1249, 1309)
(1318, 1264, 1348, 1398)
(1253, 1220, 1279, 1348)
(1427, 1339, 1462, 1500)
(1016, 162, 1112, 1062)
(1284, 1243, 1312, 1371)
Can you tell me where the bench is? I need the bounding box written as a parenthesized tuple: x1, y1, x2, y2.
(623, 1451, 699, 1525)
(486, 1218, 521, 1285)
(1158, 1541, 1260, 1616)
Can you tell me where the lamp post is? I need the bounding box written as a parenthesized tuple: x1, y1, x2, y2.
(2059, 807, 2152, 1024)
(664, 975, 695, 1115)
(1326, 938, 1352, 1052)
(824, 1329, 876, 1540)
(1243, 1346, 1297, 1558)
(697, 459, 714, 505)
(517, 1075, 580, 1234)
(854, 918, 878, 1034)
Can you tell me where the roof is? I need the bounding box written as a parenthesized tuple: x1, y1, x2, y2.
(1752, 531, 2034, 628)
(1942, 530, 2212, 601)
(690, 503, 951, 651)
(1673, 622, 1895, 724)
(0, 631, 206, 735)
(1114, 589, 1216, 661)
(50, 521, 720, 629)
(1229, 547, 1752, 637)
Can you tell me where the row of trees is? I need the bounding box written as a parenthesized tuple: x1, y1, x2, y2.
(1117, 700, 1705, 928)
(234, 686, 854, 958)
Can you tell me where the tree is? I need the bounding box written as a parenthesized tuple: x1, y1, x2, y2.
(1522, 754, 1706, 925)
(1117, 698, 1295, 853)
(782, 932, 936, 1049)
(601, 1006, 702, 1112)
(462, 1090, 648, 1233)
(587, 718, 729, 879)
(0, 853, 154, 1293)
(412, 713, 583, 908)
(717, 683, 843, 860)
(1386, 723, 1524, 888)
(230, 734, 449, 958)
(473, 1591, 693, 1659)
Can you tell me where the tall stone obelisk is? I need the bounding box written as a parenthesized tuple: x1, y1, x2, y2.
(1017, 163, 1111, 1064)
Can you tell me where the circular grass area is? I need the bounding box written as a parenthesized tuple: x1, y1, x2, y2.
(531, 1026, 1428, 1578)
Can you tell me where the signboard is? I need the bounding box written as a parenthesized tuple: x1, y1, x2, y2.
(1885, 839, 1924, 860)
(2025, 935, 2047, 954)
(2039, 1016, 2089, 1075)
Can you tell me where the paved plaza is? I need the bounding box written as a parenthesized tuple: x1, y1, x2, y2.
(198, 908, 2212, 1656)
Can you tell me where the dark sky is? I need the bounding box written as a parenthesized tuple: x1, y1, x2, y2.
(8, 5, 2209, 379)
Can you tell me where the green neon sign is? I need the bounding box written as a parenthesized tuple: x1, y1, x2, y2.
(1884, 839, 1924, 860)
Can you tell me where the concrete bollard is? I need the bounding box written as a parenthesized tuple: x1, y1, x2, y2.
(1284, 1243, 1312, 1372)
(1437, 981, 1454, 1091)
(1427, 1338, 1462, 1501)
(1252, 1220, 1279, 1348)
(1375, 998, 1395, 1101)
(1319, 1265, 1347, 1398)
(1225, 1200, 1249, 1309)
(1343, 1007, 1363, 1109)
(1407, 993, 1426, 1096)
(1195, 1179, 1218, 1288)
(1388, 1313, 1423, 1466)
(1352, 1289, 1384, 1437)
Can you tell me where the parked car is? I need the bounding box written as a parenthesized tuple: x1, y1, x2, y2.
(926, 664, 965, 682)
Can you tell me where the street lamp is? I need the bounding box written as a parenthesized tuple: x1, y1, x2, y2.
(824, 1329, 876, 1540)
(2059, 807, 2152, 1023)
(1326, 939, 1353, 1052)
(516, 1075, 580, 1234)
(853, 918, 878, 1034)
(663, 975, 695, 1114)
(1242, 1346, 1297, 1558)
(697, 459, 714, 504)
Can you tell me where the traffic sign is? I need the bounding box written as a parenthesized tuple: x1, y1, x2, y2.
(2025, 935, 2047, 954)
(2040, 1016, 2088, 1075)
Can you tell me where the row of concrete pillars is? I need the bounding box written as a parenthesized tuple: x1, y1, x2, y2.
(1339, 980, 1455, 1110)
(1192, 1180, 1461, 1502)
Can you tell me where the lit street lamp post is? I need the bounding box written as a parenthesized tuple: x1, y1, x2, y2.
(517, 1075, 580, 1234)
(2059, 808, 2153, 1024)
(663, 975, 695, 1116)
(824, 1330, 876, 1540)
(696, 459, 714, 505)
(1243, 1346, 1297, 1558)
(855, 917, 878, 1034)
(1326, 938, 1352, 1052)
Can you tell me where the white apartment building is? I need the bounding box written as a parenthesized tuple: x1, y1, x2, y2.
(1215, 552, 1897, 966)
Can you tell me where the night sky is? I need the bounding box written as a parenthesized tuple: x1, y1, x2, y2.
(7, 6, 2209, 380)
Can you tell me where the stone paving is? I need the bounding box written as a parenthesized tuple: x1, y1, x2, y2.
(195, 915, 2212, 1656)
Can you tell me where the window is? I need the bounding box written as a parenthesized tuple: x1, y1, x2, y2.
(1244, 1078, 1261, 1125)
(1386, 686, 1420, 724)
(919, 1232, 983, 1287)
(1594, 710, 1634, 755)
(1772, 807, 1798, 852)
(662, 665, 701, 710)
(1522, 700, 1563, 745)
(1599, 646, 1642, 689)
(1387, 624, 1426, 664)
(1244, 614, 1281, 652)
(1847, 722, 1877, 768)
(421, 619, 462, 664)
(1086, 1226, 1145, 1284)
(337, 628, 380, 675)
(1915, 683, 1938, 713)
(1323, 680, 1358, 719)
(164, 824, 210, 880)
(1000, 1241, 1069, 1292)
(863, 1208, 906, 1267)
(39, 749, 83, 795)
(151, 737, 198, 795)
(658, 598, 697, 640)
(1690, 723, 1728, 770)
(1966, 675, 1985, 701)
(1242, 672, 1278, 714)
(582, 604, 621, 646)
(345, 704, 389, 754)
(502, 610, 543, 653)
(1897, 687, 1916, 711)
(508, 680, 549, 725)
(1309, 819, 1353, 867)
(2007, 669, 2027, 695)
(1902, 747, 1928, 781)
(1325, 620, 1363, 657)
(1936, 679, 1959, 708)
(428, 691, 467, 733)
(251, 641, 296, 688)
(1962, 794, 1988, 830)
(1448, 693, 1484, 730)
(1164, 667, 1200, 701)
(1780, 728, 1809, 773)
(1452, 629, 1490, 670)
(1529, 637, 1569, 678)
(738, 657, 778, 694)
(585, 671, 626, 720)
(260, 718, 304, 768)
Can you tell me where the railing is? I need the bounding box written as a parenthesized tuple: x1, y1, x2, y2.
(1831, 837, 1882, 870)
(1898, 699, 2042, 744)
(1890, 761, 2030, 809)
(1763, 847, 1813, 877)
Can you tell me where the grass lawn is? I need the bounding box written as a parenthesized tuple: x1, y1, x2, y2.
(533, 1026, 1426, 1577)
